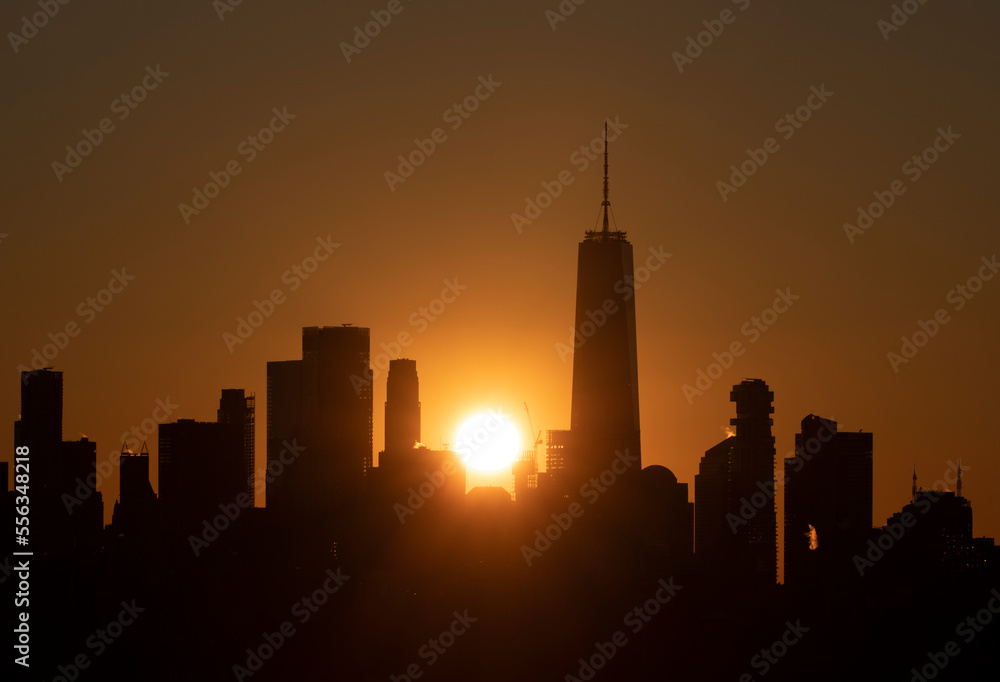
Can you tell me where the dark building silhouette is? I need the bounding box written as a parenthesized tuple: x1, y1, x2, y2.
(218, 388, 256, 505)
(59, 437, 103, 542)
(266, 325, 373, 522)
(693, 380, 776, 585)
(384, 358, 419, 456)
(638, 464, 694, 563)
(15, 368, 62, 501)
(559, 129, 641, 494)
(111, 442, 158, 536)
(694, 435, 734, 561)
(158, 418, 243, 526)
(783, 415, 872, 586)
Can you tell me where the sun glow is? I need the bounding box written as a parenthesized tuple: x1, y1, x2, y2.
(454, 412, 521, 472)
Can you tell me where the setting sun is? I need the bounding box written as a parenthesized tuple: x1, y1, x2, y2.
(454, 412, 521, 472)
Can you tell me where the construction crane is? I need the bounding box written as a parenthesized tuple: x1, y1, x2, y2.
(524, 402, 542, 457)
(512, 403, 541, 501)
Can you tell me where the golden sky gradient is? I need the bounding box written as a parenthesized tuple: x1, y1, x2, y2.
(2, 0, 999, 572)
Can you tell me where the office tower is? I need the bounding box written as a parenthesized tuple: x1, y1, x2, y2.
(266, 325, 373, 518)
(59, 437, 103, 540)
(566, 127, 641, 488)
(639, 465, 694, 562)
(16, 369, 62, 497)
(729, 379, 777, 584)
(112, 442, 158, 536)
(783, 415, 873, 586)
(695, 435, 735, 560)
(158, 418, 243, 526)
(384, 359, 420, 456)
(218, 388, 256, 506)
(266, 359, 302, 513)
(693, 380, 776, 584)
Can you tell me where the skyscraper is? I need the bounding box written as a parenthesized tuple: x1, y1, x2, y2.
(158, 418, 243, 526)
(218, 388, 256, 505)
(695, 435, 735, 560)
(784, 415, 872, 586)
(384, 358, 420, 457)
(266, 325, 373, 520)
(567, 124, 641, 488)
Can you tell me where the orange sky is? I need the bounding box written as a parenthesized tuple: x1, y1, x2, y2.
(3, 1, 999, 576)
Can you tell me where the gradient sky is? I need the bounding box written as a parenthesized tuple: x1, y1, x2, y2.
(3, 0, 998, 574)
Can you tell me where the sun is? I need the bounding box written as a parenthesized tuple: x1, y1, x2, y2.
(454, 412, 521, 472)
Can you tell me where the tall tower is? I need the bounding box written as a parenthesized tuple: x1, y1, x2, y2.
(218, 388, 256, 505)
(729, 379, 777, 585)
(568, 122, 641, 484)
(385, 359, 420, 456)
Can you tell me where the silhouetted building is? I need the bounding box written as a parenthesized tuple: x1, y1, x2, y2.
(784, 415, 872, 586)
(59, 437, 103, 542)
(218, 388, 256, 505)
(565, 129, 641, 490)
(512, 450, 538, 503)
(639, 465, 694, 563)
(694, 435, 734, 561)
(384, 358, 419, 456)
(266, 325, 373, 522)
(158, 418, 243, 526)
(112, 442, 158, 536)
(15, 368, 62, 501)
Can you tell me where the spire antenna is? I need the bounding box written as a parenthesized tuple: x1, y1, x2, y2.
(602, 120, 610, 232)
(957, 459, 963, 498)
(912, 465, 917, 502)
